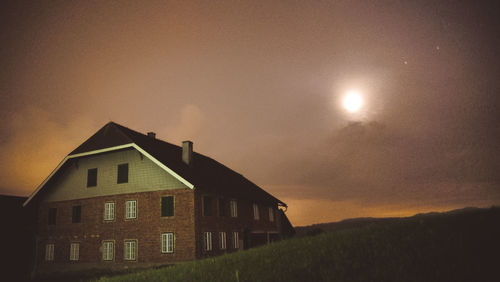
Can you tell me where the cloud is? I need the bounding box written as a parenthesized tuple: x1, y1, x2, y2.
(279, 186, 500, 226)
(157, 104, 205, 145)
(262, 120, 500, 210)
(0, 107, 96, 196)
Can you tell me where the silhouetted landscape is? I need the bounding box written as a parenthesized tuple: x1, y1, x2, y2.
(2, 1, 500, 281)
(4, 203, 496, 281)
(294, 206, 485, 237)
(0, 195, 35, 282)
(89, 206, 499, 282)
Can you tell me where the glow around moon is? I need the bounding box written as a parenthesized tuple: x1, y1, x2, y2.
(343, 91, 363, 113)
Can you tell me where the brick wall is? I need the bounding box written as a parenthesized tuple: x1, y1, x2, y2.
(36, 188, 195, 273)
(194, 191, 279, 258)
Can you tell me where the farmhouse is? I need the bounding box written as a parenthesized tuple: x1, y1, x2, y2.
(24, 122, 292, 274)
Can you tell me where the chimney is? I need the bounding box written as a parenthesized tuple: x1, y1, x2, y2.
(147, 132, 156, 139)
(182, 140, 193, 165)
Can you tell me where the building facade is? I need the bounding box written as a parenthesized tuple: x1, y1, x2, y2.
(24, 122, 291, 275)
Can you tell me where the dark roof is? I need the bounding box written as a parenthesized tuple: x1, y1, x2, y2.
(71, 122, 285, 206)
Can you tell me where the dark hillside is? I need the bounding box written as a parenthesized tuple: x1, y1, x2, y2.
(95, 206, 500, 282)
(294, 217, 396, 237)
(0, 195, 36, 282)
(294, 206, 485, 237)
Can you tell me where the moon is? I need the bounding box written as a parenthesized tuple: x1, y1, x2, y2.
(343, 90, 363, 113)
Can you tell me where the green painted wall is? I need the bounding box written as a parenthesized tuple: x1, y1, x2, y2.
(43, 148, 188, 202)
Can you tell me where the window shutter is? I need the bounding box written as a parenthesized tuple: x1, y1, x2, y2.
(72, 206, 81, 223)
(117, 163, 129, 184)
(203, 196, 212, 216)
(87, 168, 97, 187)
(161, 196, 174, 217)
(48, 208, 57, 225)
(218, 199, 226, 216)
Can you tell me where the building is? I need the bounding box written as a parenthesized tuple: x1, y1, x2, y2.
(23, 122, 292, 275)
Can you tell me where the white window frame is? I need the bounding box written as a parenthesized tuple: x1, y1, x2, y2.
(203, 232, 212, 251)
(230, 200, 238, 218)
(124, 240, 137, 261)
(232, 232, 239, 249)
(104, 202, 115, 221)
(125, 200, 137, 219)
(219, 232, 227, 250)
(102, 241, 114, 261)
(253, 203, 259, 220)
(70, 243, 79, 261)
(161, 233, 174, 253)
(269, 207, 274, 222)
(45, 244, 54, 261)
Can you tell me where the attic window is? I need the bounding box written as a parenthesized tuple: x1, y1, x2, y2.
(87, 168, 97, 187)
(117, 163, 129, 184)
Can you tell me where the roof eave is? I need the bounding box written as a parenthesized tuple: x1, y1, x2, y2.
(23, 143, 194, 207)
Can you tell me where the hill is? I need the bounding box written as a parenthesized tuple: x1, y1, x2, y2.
(0, 195, 36, 282)
(294, 217, 396, 237)
(293, 206, 484, 237)
(94, 206, 500, 282)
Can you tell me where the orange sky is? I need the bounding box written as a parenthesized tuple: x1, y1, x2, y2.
(1, 1, 499, 226)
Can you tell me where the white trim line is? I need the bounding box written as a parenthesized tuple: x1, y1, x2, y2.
(23, 157, 69, 207)
(69, 144, 135, 159)
(131, 144, 194, 189)
(23, 143, 194, 207)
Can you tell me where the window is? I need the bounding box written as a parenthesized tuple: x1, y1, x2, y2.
(219, 232, 227, 250)
(232, 232, 239, 249)
(161, 196, 174, 217)
(253, 203, 259, 220)
(161, 233, 174, 253)
(202, 196, 212, 216)
(45, 244, 54, 261)
(203, 232, 212, 251)
(48, 208, 57, 225)
(70, 243, 79, 261)
(104, 202, 115, 221)
(124, 240, 137, 260)
(217, 198, 226, 216)
(102, 241, 114, 261)
(269, 207, 274, 222)
(72, 205, 81, 223)
(230, 200, 238, 218)
(87, 168, 97, 187)
(117, 163, 129, 184)
(125, 200, 137, 219)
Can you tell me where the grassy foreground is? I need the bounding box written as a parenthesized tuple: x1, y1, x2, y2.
(95, 207, 500, 282)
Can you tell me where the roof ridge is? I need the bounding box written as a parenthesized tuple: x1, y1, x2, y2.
(106, 121, 136, 143)
(110, 121, 183, 149)
(33, 122, 286, 207)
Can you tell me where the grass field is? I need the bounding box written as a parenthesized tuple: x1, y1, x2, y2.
(94, 207, 500, 282)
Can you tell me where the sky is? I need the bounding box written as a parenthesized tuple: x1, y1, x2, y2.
(1, 0, 499, 226)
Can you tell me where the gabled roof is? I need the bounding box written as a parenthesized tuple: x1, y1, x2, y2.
(24, 122, 286, 207)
